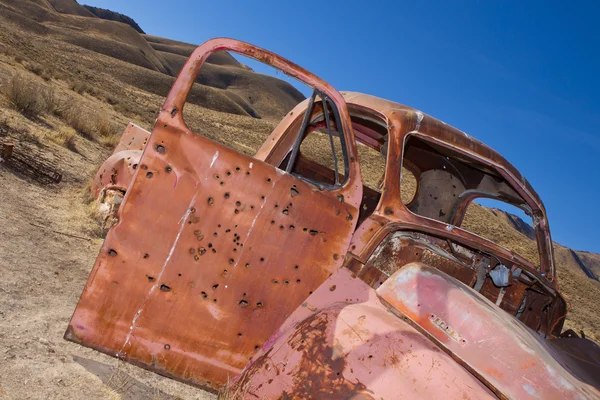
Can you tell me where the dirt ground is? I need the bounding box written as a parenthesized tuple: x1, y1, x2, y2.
(0, 118, 214, 400)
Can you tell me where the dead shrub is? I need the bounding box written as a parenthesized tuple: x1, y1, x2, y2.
(4, 75, 44, 117)
(2, 75, 59, 119)
(24, 61, 46, 76)
(60, 104, 97, 139)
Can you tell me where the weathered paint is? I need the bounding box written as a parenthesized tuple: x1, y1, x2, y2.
(229, 268, 497, 399)
(376, 263, 598, 399)
(66, 38, 362, 391)
(71, 37, 599, 399)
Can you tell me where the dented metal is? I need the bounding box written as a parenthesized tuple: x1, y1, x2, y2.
(68, 38, 599, 399)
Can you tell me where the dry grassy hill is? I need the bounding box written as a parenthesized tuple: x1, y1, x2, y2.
(0, 1, 598, 399)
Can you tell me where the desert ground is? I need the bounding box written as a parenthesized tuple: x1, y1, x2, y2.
(0, 1, 598, 399)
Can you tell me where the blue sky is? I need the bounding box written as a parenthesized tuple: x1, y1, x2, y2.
(85, 0, 600, 253)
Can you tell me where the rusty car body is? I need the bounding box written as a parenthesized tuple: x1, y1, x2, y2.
(66, 38, 600, 399)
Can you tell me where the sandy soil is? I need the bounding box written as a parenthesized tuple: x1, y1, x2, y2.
(0, 118, 214, 400)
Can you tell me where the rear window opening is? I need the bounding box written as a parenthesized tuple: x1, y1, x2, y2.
(400, 135, 541, 268)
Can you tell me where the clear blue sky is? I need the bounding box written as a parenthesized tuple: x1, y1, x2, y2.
(85, 0, 600, 253)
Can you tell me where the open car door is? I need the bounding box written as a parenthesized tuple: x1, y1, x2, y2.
(65, 38, 363, 390)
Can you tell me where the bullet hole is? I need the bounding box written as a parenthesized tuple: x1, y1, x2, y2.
(290, 187, 299, 197)
(260, 257, 265, 262)
(211, 249, 217, 253)
(303, 228, 308, 232)
(198, 247, 206, 255)
(201, 291, 208, 299)
(279, 225, 284, 230)
(164, 344, 171, 350)
(256, 302, 263, 308)
(266, 178, 272, 183)
(250, 205, 255, 209)
(141, 165, 148, 170)
(235, 167, 241, 172)
(108, 249, 117, 257)
(246, 171, 251, 175)
(309, 291, 313, 295)
(189, 248, 196, 254)
(346, 212, 353, 221)
(212, 284, 219, 290)
(213, 298, 217, 302)
(224, 192, 230, 199)
(289, 225, 295, 230)
(234, 209, 239, 214)
(261, 195, 265, 200)
(214, 174, 220, 179)
(238, 333, 243, 337)
(190, 207, 197, 214)
(272, 279, 279, 284)
(337, 194, 344, 203)
(384, 207, 393, 215)
(236, 201, 241, 207)
(170, 107, 178, 117)
(282, 208, 289, 215)
(147, 275, 155, 282)
(178, 273, 182, 277)
(208, 197, 214, 206)
(294, 265, 299, 270)
(296, 279, 301, 283)
(160, 284, 171, 292)
(245, 263, 250, 268)
(220, 181, 224, 186)
(309, 230, 318, 236)
(270, 220, 275, 225)
(368, 355, 373, 359)
(254, 345, 260, 350)
(284, 280, 290, 285)
(351, 245, 356, 250)
(146, 172, 153, 179)
(330, 285, 337, 291)
(155, 144, 166, 154)
(274, 204, 279, 209)
(233, 248, 237, 253)
(213, 232, 218, 237)
(225, 229, 231, 233)
(194, 255, 200, 261)
(229, 258, 234, 264)
(227, 171, 232, 176)
(333, 254, 339, 260)
(239, 300, 249, 308)
(132, 164, 138, 170)
(165, 166, 172, 173)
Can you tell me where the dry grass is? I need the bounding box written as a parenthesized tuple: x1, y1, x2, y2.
(43, 126, 77, 150)
(2, 74, 56, 118)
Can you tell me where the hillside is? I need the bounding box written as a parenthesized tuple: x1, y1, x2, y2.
(0, 2, 598, 399)
(83, 5, 145, 33)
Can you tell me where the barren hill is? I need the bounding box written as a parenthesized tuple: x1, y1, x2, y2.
(0, 2, 598, 399)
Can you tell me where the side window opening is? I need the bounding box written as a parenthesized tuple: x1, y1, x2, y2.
(400, 135, 541, 269)
(277, 92, 350, 189)
(461, 199, 540, 268)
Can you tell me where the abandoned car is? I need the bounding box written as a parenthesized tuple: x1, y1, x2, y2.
(66, 38, 600, 399)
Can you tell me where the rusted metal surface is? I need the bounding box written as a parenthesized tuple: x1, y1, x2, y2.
(69, 37, 598, 398)
(91, 123, 149, 197)
(66, 38, 361, 390)
(1, 142, 13, 161)
(0, 140, 62, 184)
(229, 268, 497, 399)
(376, 263, 598, 399)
